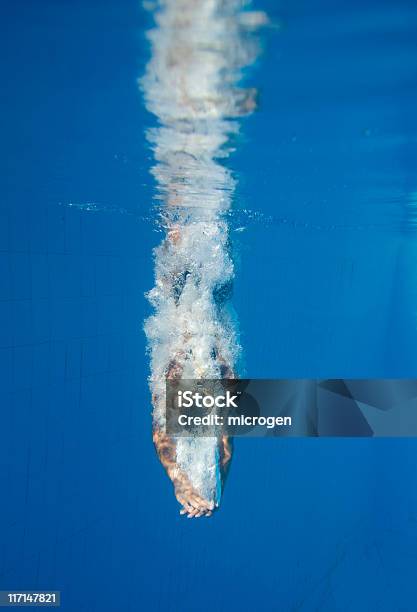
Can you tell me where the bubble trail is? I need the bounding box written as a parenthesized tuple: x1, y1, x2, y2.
(141, 0, 266, 516)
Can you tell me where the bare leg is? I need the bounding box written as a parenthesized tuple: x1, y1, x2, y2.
(153, 428, 215, 517)
(152, 355, 235, 517)
(152, 357, 216, 517)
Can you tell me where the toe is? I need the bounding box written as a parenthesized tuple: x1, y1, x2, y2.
(179, 499, 194, 514)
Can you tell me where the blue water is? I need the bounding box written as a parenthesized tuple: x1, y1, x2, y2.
(2, 0, 417, 610)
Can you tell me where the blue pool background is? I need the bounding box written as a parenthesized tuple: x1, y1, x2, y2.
(2, 0, 417, 609)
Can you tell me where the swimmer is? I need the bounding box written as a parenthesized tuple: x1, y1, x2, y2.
(148, 221, 236, 517)
(142, 0, 266, 517)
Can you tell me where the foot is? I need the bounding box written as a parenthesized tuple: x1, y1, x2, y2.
(172, 468, 215, 518)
